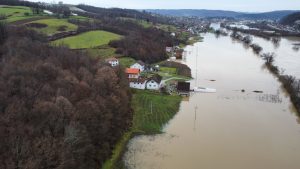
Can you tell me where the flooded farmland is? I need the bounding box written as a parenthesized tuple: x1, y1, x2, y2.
(123, 33, 300, 169)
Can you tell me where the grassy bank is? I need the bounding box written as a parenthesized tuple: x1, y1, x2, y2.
(102, 90, 182, 169)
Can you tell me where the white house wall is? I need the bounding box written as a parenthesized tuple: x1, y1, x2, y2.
(129, 82, 146, 90)
(146, 80, 160, 90)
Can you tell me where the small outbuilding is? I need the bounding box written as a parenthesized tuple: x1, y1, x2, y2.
(177, 82, 190, 95)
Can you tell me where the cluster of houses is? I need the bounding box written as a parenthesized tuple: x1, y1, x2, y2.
(105, 58, 162, 91)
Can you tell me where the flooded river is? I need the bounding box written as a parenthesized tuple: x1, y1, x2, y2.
(123, 33, 300, 169)
(251, 36, 300, 78)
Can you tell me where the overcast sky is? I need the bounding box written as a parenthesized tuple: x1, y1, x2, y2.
(29, 0, 300, 12)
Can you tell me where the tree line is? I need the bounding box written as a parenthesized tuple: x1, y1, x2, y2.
(0, 23, 133, 169)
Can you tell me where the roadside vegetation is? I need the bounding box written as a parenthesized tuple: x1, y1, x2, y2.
(52, 30, 122, 49)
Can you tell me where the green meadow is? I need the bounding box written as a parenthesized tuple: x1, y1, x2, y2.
(0, 6, 43, 23)
(52, 30, 122, 49)
(29, 18, 77, 35)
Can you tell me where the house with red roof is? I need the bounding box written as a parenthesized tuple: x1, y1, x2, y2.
(125, 68, 140, 79)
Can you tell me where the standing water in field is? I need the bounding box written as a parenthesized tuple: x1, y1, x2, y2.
(123, 33, 300, 169)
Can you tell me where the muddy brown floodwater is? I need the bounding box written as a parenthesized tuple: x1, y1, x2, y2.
(123, 33, 300, 169)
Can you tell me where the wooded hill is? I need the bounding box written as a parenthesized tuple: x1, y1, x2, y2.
(0, 23, 132, 169)
(280, 12, 300, 25)
(75, 5, 182, 63)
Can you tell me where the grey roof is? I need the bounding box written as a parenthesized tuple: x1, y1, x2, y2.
(137, 60, 145, 66)
(147, 74, 162, 84)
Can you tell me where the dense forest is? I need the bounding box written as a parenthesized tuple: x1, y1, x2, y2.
(0, 24, 132, 169)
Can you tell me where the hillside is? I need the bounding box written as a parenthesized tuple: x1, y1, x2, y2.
(237, 10, 299, 20)
(146, 9, 298, 20)
(146, 9, 242, 17)
(0, 24, 132, 169)
(280, 12, 300, 25)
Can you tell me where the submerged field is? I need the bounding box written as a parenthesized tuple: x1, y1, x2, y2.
(52, 30, 122, 49)
(102, 90, 182, 169)
(132, 90, 182, 134)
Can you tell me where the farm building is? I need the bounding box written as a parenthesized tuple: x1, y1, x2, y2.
(125, 68, 140, 79)
(130, 60, 145, 72)
(105, 57, 119, 67)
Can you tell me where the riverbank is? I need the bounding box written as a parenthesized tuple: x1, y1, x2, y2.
(102, 90, 182, 169)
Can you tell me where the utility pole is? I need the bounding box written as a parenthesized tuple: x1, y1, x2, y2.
(193, 105, 198, 131)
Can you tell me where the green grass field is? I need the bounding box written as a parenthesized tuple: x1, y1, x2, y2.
(29, 18, 77, 35)
(132, 90, 181, 134)
(118, 57, 136, 67)
(52, 30, 122, 49)
(86, 46, 117, 59)
(0, 6, 44, 23)
(160, 67, 177, 75)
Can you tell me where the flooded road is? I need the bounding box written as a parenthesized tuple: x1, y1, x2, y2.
(123, 33, 300, 169)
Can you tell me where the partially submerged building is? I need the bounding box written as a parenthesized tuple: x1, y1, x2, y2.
(177, 82, 191, 96)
